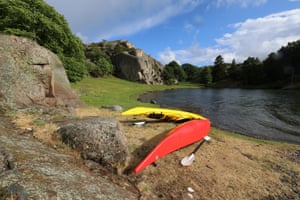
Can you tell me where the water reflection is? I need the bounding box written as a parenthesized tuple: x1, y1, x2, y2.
(142, 88, 300, 144)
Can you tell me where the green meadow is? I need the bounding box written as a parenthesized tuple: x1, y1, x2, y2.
(71, 76, 201, 110)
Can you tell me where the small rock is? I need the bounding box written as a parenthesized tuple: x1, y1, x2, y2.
(102, 105, 123, 112)
(0, 149, 15, 172)
(26, 127, 33, 131)
(187, 187, 195, 193)
(187, 193, 194, 199)
(150, 99, 157, 104)
(6, 183, 28, 200)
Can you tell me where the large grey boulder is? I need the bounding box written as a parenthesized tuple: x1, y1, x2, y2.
(0, 34, 84, 110)
(57, 117, 130, 174)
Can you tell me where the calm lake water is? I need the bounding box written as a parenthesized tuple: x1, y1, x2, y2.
(140, 88, 300, 144)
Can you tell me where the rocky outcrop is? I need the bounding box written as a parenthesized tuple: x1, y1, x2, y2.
(113, 49, 164, 85)
(57, 117, 130, 174)
(0, 125, 138, 199)
(0, 34, 84, 110)
(87, 40, 164, 85)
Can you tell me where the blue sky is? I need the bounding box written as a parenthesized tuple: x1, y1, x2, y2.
(44, 0, 300, 66)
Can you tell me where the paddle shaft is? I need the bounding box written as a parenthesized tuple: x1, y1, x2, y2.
(191, 139, 207, 154)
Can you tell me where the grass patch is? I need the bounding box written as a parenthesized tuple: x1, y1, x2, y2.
(33, 118, 46, 126)
(71, 76, 201, 109)
(210, 127, 286, 145)
(11, 112, 59, 146)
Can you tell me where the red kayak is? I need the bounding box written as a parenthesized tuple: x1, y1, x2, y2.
(134, 119, 210, 173)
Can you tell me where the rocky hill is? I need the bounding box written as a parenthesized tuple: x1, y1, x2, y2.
(86, 40, 164, 85)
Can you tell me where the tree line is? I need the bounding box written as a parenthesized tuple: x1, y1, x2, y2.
(162, 40, 300, 88)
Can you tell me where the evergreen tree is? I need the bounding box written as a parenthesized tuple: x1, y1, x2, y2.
(263, 52, 284, 82)
(241, 57, 264, 85)
(199, 67, 212, 85)
(278, 40, 300, 83)
(228, 59, 241, 81)
(212, 55, 227, 82)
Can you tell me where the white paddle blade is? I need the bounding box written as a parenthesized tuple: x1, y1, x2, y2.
(181, 153, 195, 166)
(204, 136, 211, 141)
(133, 121, 145, 127)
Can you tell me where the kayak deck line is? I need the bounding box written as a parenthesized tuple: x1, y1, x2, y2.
(133, 119, 211, 173)
(122, 107, 207, 122)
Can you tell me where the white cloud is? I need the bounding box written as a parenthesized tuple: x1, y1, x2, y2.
(217, 9, 300, 61)
(45, 0, 270, 43)
(212, 0, 268, 8)
(205, 0, 268, 10)
(159, 47, 181, 64)
(159, 9, 300, 65)
(159, 44, 225, 65)
(45, 0, 204, 42)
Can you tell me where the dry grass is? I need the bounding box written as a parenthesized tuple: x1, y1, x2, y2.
(74, 107, 121, 118)
(123, 124, 300, 200)
(11, 112, 58, 146)
(9, 107, 122, 146)
(9, 108, 300, 199)
(118, 110, 300, 200)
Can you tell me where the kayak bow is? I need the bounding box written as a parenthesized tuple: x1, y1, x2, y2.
(134, 119, 210, 173)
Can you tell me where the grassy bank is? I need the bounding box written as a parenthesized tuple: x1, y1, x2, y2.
(71, 76, 201, 109)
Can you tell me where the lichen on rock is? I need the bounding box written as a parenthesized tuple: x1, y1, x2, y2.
(57, 117, 131, 174)
(0, 34, 83, 110)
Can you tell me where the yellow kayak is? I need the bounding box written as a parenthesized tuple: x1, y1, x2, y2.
(122, 107, 207, 122)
